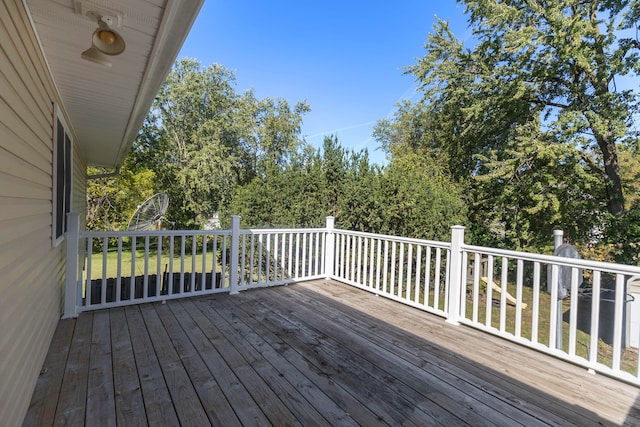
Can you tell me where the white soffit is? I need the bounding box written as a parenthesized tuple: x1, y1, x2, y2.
(25, 0, 203, 167)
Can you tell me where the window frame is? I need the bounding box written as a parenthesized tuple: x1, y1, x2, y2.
(52, 105, 73, 247)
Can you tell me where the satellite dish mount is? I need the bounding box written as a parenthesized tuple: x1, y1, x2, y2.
(128, 193, 169, 231)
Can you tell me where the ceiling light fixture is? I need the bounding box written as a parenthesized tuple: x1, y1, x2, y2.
(81, 15, 125, 67)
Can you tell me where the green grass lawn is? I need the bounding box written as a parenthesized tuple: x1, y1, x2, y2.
(87, 247, 216, 278)
(461, 281, 638, 375)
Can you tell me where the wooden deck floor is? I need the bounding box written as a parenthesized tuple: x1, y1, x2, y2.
(24, 279, 640, 426)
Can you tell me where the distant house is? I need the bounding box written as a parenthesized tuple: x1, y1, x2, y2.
(0, 1, 203, 425)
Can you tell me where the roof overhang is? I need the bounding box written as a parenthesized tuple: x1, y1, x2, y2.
(24, 0, 203, 167)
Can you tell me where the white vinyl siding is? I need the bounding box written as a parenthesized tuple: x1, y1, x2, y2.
(0, 1, 85, 426)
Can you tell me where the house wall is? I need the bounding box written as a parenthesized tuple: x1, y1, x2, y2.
(0, 1, 86, 425)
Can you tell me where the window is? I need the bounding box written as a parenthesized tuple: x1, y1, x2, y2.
(53, 112, 72, 246)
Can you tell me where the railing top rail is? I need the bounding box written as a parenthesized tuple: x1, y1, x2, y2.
(80, 229, 232, 238)
(463, 243, 640, 275)
(241, 227, 327, 234)
(334, 228, 451, 249)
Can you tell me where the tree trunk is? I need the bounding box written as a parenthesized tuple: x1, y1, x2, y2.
(598, 135, 625, 216)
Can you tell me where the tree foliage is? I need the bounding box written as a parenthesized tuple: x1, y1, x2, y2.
(133, 58, 310, 228)
(377, 0, 640, 250)
(86, 158, 156, 230)
(228, 135, 466, 241)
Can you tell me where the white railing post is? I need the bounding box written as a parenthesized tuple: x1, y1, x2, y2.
(324, 216, 335, 279)
(553, 229, 564, 350)
(62, 212, 80, 319)
(229, 215, 240, 295)
(446, 225, 466, 325)
(553, 229, 564, 249)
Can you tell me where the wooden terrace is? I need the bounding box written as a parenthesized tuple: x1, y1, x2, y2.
(25, 280, 640, 426)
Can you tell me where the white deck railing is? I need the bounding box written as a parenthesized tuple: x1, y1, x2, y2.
(64, 215, 327, 315)
(63, 213, 640, 385)
(329, 228, 451, 317)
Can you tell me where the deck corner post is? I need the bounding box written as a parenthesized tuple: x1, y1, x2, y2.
(62, 212, 80, 319)
(324, 216, 335, 279)
(446, 225, 466, 325)
(229, 215, 241, 295)
(553, 229, 563, 249)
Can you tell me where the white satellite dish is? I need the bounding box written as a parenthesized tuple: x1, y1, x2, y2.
(127, 193, 169, 231)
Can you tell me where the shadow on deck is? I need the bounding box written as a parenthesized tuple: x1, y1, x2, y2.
(24, 279, 640, 426)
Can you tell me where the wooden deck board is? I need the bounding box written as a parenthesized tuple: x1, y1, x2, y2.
(190, 298, 333, 426)
(22, 318, 75, 426)
(249, 284, 530, 426)
(24, 279, 640, 426)
(304, 280, 637, 423)
(109, 308, 147, 426)
(52, 311, 92, 426)
(138, 303, 212, 426)
(153, 301, 241, 426)
(86, 310, 116, 426)
(124, 305, 180, 427)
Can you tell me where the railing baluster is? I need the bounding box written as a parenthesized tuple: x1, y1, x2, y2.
(179, 235, 186, 294)
(549, 264, 559, 349)
(568, 266, 580, 356)
(257, 233, 263, 283)
(515, 259, 523, 337)
(116, 237, 123, 302)
(367, 237, 374, 289)
(273, 233, 279, 282)
(168, 236, 174, 295)
(472, 252, 481, 323)
(144, 236, 150, 298)
(302, 232, 308, 278)
(345, 235, 351, 281)
(390, 241, 397, 296)
(190, 234, 196, 293)
(613, 273, 624, 371)
(129, 236, 136, 301)
(308, 232, 314, 277)
(398, 242, 405, 299)
(101, 236, 108, 305)
(156, 236, 162, 297)
(222, 235, 228, 288)
(434, 248, 441, 311)
(589, 271, 601, 365)
(241, 234, 247, 286)
(424, 247, 431, 308)
(375, 238, 382, 292)
(406, 244, 413, 301)
(460, 251, 468, 319)
(296, 233, 302, 279)
(212, 235, 218, 289)
(415, 245, 422, 304)
(314, 232, 321, 276)
(356, 236, 362, 285)
(486, 255, 494, 327)
(265, 233, 271, 282)
(500, 257, 508, 333)
(287, 233, 293, 278)
(532, 261, 540, 343)
(282, 233, 287, 280)
(202, 235, 208, 291)
(86, 237, 93, 306)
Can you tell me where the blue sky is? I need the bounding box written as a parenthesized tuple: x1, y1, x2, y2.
(178, 1, 470, 165)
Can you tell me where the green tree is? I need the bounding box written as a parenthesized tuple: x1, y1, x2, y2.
(379, 149, 467, 241)
(134, 58, 309, 228)
(408, 0, 640, 219)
